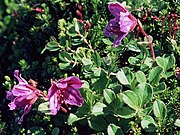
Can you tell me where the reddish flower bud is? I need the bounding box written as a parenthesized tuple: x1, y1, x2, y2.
(174, 14, 178, 19)
(171, 14, 174, 17)
(161, 16, 165, 21)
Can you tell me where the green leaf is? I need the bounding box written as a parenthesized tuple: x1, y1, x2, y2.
(174, 119, 180, 127)
(154, 82, 166, 94)
(91, 102, 106, 116)
(38, 102, 51, 115)
(67, 113, 80, 125)
(27, 126, 46, 135)
(88, 116, 107, 131)
(136, 71, 146, 83)
(117, 68, 134, 86)
(140, 57, 153, 72)
(153, 100, 167, 120)
(59, 63, 71, 70)
(58, 52, 72, 62)
(93, 69, 109, 94)
(46, 41, 60, 52)
(141, 116, 157, 132)
(134, 83, 153, 107)
(103, 89, 116, 104)
(128, 57, 141, 66)
(156, 54, 175, 71)
(102, 38, 113, 45)
(52, 127, 60, 135)
(123, 90, 140, 110)
(116, 107, 136, 118)
(148, 66, 163, 86)
(82, 58, 92, 66)
(162, 71, 174, 79)
(107, 124, 123, 135)
(117, 69, 129, 85)
(92, 51, 101, 67)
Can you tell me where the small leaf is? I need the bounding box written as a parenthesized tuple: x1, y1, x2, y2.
(67, 113, 80, 125)
(116, 69, 129, 85)
(174, 119, 180, 127)
(154, 82, 166, 94)
(59, 63, 71, 70)
(123, 90, 140, 110)
(102, 38, 113, 45)
(141, 116, 157, 132)
(103, 89, 116, 104)
(148, 66, 163, 86)
(38, 102, 51, 115)
(107, 124, 123, 135)
(46, 41, 60, 52)
(128, 57, 141, 66)
(136, 71, 146, 83)
(58, 52, 72, 62)
(92, 51, 101, 67)
(156, 54, 175, 71)
(91, 102, 106, 116)
(82, 58, 92, 66)
(134, 83, 153, 107)
(153, 100, 167, 120)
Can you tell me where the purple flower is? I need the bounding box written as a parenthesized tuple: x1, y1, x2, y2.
(48, 76, 84, 115)
(6, 70, 46, 124)
(104, 2, 137, 47)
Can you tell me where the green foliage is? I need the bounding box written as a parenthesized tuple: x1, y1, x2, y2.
(0, 0, 179, 134)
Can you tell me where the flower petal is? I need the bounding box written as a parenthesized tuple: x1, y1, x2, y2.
(113, 32, 128, 47)
(49, 93, 60, 115)
(120, 12, 136, 33)
(108, 2, 127, 17)
(6, 91, 14, 101)
(14, 70, 28, 84)
(64, 87, 84, 107)
(18, 104, 32, 124)
(47, 82, 58, 99)
(61, 76, 83, 89)
(103, 18, 120, 37)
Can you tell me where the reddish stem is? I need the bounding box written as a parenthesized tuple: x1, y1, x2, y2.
(137, 20, 155, 59)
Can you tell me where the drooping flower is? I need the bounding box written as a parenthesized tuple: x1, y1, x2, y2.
(6, 70, 46, 124)
(48, 76, 84, 115)
(103, 2, 137, 47)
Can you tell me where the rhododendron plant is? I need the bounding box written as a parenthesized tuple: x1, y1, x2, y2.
(6, 70, 46, 124)
(104, 2, 137, 47)
(48, 76, 84, 115)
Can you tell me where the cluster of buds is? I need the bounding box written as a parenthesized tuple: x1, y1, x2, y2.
(168, 13, 178, 39)
(76, 3, 91, 31)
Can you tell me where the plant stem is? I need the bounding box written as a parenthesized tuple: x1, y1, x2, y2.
(137, 20, 156, 59)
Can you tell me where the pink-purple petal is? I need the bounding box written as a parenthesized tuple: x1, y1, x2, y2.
(64, 87, 84, 107)
(49, 93, 60, 115)
(108, 2, 127, 17)
(104, 2, 137, 47)
(14, 70, 28, 84)
(18, 104, 32, 124)
(47, 82, 58, 99)
(62, 76, 83, 89)
(113, 32, 128, 47)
